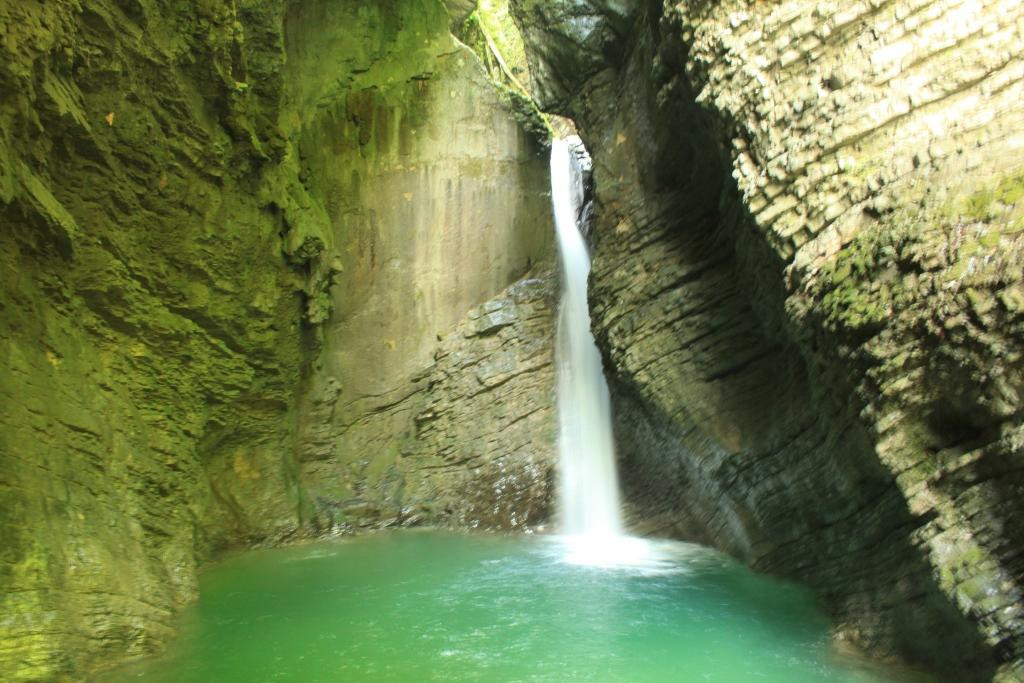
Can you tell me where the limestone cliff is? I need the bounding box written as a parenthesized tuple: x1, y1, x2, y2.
(300, 273, 557, 532)
(285, 0, 556, 534)
(512, 0, 1024, 680)
(0, 0, 555, 679)
(1, 2, 308, 678)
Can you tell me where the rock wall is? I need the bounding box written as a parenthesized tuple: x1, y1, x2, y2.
(300, 272, 557, 532)
(0, 0, 555, 679)
(513, 0, 1024, 679)
(284, 0, 556, 533)
(0, 2, 308, 678)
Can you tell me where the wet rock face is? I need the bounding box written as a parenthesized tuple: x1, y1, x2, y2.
(444, 0, 478, 28)
(0, 0, 556, 679)
(287, 0, 556, 533)
(300, 273, 557, 533)
(513, 0, 1024, 679)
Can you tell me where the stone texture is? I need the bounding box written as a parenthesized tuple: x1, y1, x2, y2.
(510, 0, 632, 111)
(445, 0, 479, 28)
(512, 0, 1024, 680)
(285, 0, 556, 533)
(300, 272, 557, 533)
(0, 2, 308, 678)
(0, 1, 556, 679)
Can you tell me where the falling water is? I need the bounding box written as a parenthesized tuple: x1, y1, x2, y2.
(550, 137, 625, 543)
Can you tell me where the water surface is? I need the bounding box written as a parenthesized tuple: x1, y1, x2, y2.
(105, 531, 917, 682)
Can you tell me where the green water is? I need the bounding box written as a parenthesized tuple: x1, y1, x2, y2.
(105, 531, 917, 682)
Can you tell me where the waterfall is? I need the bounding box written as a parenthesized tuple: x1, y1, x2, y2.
(550, 138, 625, 541)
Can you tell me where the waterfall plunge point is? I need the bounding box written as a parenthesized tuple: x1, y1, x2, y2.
(550, 137, 622, 539)
(550, 138, 661, 570)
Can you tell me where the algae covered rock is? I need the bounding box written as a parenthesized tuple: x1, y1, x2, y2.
(0, 0, 556, 679)
(0, 0, 311, 677)
(284, 0, 556, 537)
(444, 0, 479, 29)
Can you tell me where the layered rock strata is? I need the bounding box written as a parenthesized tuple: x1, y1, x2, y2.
(512, 0, 1024, 679)
(1, 2, 308, 678)
(0, 0, 555, 679)
(286, 0, 556, 534)
(300, 273, 556, 532)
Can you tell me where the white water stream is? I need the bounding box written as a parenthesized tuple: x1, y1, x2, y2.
(551, 138, 647, 566)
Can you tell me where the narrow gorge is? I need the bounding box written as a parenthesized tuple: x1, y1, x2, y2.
(511, 1, 1024, 679)
(1, 0, 1022, 681)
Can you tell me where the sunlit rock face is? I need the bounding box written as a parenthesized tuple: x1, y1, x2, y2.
(300, 273, 557, 533)
(512, 0, 1024, 679)
(0, 0, 555, 679)
(287, 0, 556, 535)
(1, 2, 308, 679)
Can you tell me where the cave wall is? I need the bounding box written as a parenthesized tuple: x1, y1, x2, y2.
(0, 0, 555, 679)
(512, 0, 1024, 679)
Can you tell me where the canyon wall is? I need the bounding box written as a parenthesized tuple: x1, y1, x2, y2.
(286, 0, 556, 534)
(1, 2, 307, 678)
(512, 0, 1024, 680)
(0, 1, 554, 679)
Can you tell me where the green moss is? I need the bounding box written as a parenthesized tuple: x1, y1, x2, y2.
(0, 1, 320, 677)
(999, 285, 1024, 314)
(994, 171, 1024, 205)
(978, 229, 1002, 248)
(966, 287, 996, 317)
(456, 12, 490, 63)
(953, 169, 1024, 223)
(831, 262, 853, 284)
(455, 2, 551, 148)
(817, 165, 1024, 337)
(964, 187, 997, 221)
(477, 0, 530, 81)
(814, 223, 915, 336)
(496, 82, 552, 148)
(948, 258, 970, 280)
(283, 0, 453, 117)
